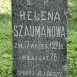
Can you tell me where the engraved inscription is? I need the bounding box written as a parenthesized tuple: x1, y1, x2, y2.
(12, 0, 67, 77)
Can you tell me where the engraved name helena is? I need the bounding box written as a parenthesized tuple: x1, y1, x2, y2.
(20, 11, 60, 21)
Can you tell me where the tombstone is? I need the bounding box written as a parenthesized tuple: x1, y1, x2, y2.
(12, 0, 67, 77)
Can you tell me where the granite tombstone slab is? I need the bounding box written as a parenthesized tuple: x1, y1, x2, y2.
(12, 0, 67, 77)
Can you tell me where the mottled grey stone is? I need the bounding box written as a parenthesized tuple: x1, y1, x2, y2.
(12, 0, 67, 77)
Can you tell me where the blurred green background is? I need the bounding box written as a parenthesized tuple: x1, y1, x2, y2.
(0, 0, 77, 77)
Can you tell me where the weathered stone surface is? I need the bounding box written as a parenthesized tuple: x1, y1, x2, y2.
(12, 0, 67, 77)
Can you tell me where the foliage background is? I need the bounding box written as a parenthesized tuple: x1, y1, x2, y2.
(0, 0, 77, 77)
